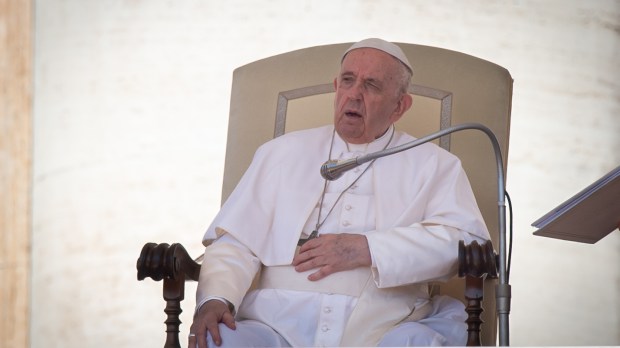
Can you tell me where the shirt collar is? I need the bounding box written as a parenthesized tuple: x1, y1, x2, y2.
(332, 125, 395, 158)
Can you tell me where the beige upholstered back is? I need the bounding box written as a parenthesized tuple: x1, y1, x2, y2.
(222, 43, 512, 345)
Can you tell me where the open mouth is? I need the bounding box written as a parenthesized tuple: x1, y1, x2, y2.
(345, 111, 362, 118)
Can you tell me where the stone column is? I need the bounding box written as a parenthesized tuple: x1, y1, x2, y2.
(0, 0, 33, 347)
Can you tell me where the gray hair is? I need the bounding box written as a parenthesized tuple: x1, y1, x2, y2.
(394, 60, 413, 96)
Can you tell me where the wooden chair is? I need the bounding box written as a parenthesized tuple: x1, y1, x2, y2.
(137, 42, 512, 347)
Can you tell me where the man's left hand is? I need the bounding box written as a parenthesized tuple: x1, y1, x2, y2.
(292, 233, 372, 281)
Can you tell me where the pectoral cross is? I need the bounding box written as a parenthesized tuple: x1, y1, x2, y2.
(297, 230, 319, 246)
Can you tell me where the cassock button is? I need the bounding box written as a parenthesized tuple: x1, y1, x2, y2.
(345, 204, 352, 210)
(342, 221, 351, 227)
(323, 307, 332, 313)
(321, 325, 329, 332)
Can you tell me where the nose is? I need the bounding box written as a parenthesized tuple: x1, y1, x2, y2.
(347, 82, 363, 101)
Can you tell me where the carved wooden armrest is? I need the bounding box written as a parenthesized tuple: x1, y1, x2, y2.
(458, 240, 498, 346)
(137, 242, 200, 282)
(137, 243, 201, 348)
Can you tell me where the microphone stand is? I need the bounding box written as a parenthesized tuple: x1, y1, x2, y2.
(321, 123, 511, 346)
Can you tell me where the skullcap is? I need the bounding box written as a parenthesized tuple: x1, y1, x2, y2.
(342, 38, 413, 74)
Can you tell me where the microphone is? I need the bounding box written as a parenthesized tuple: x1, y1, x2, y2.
(321, 123, 501, 181)
(320, 122, 511, 346)
(320, 158, 365, 180)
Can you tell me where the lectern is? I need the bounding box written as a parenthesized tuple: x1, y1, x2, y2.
(532, 165, 620, 243)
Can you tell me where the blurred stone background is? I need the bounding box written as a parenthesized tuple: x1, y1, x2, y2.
(1, 0, 618, 346)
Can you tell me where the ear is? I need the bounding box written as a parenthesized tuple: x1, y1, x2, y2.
(333, 77, 338, 90)
(390, 93, 413, 123)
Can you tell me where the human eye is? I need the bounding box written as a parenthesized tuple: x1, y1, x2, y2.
(340, 75, 354, 84)
(365, 80, 381, 91)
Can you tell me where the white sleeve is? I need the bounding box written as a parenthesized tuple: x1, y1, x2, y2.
(366, 144, 490, 288)
(195, 232, 261, 312)
(366, 224, 486, 288)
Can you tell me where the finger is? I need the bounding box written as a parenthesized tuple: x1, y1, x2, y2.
(307, 264, 337, 281)
(298, 236, 322, 253)
(188, 322, 202, 348)
(294, 251, 327, 272)
(190, 316, 209, 348)
(196, 329, 208, 348)
(190, 316, 210, 348)
(292, 247, 315, 266)
(221, 311, 237, 330)
(205, 321, 222, 347)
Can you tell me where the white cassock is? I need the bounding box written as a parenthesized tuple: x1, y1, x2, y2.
(197, 125, 490, 346)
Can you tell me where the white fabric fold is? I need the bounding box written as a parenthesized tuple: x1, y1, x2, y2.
(203, 125, 489, 273)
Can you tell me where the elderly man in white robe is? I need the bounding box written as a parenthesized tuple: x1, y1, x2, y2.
(188, 38, 490, 347)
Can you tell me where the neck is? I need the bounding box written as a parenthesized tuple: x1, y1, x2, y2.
(337, 125, 393, 146)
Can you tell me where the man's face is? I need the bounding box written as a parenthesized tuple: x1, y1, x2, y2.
(333, 48, 412, 144)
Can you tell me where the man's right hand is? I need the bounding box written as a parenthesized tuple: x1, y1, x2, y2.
(188, 299, 236, 348)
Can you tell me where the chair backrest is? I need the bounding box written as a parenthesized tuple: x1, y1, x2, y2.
(222, 42, 512, 345)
